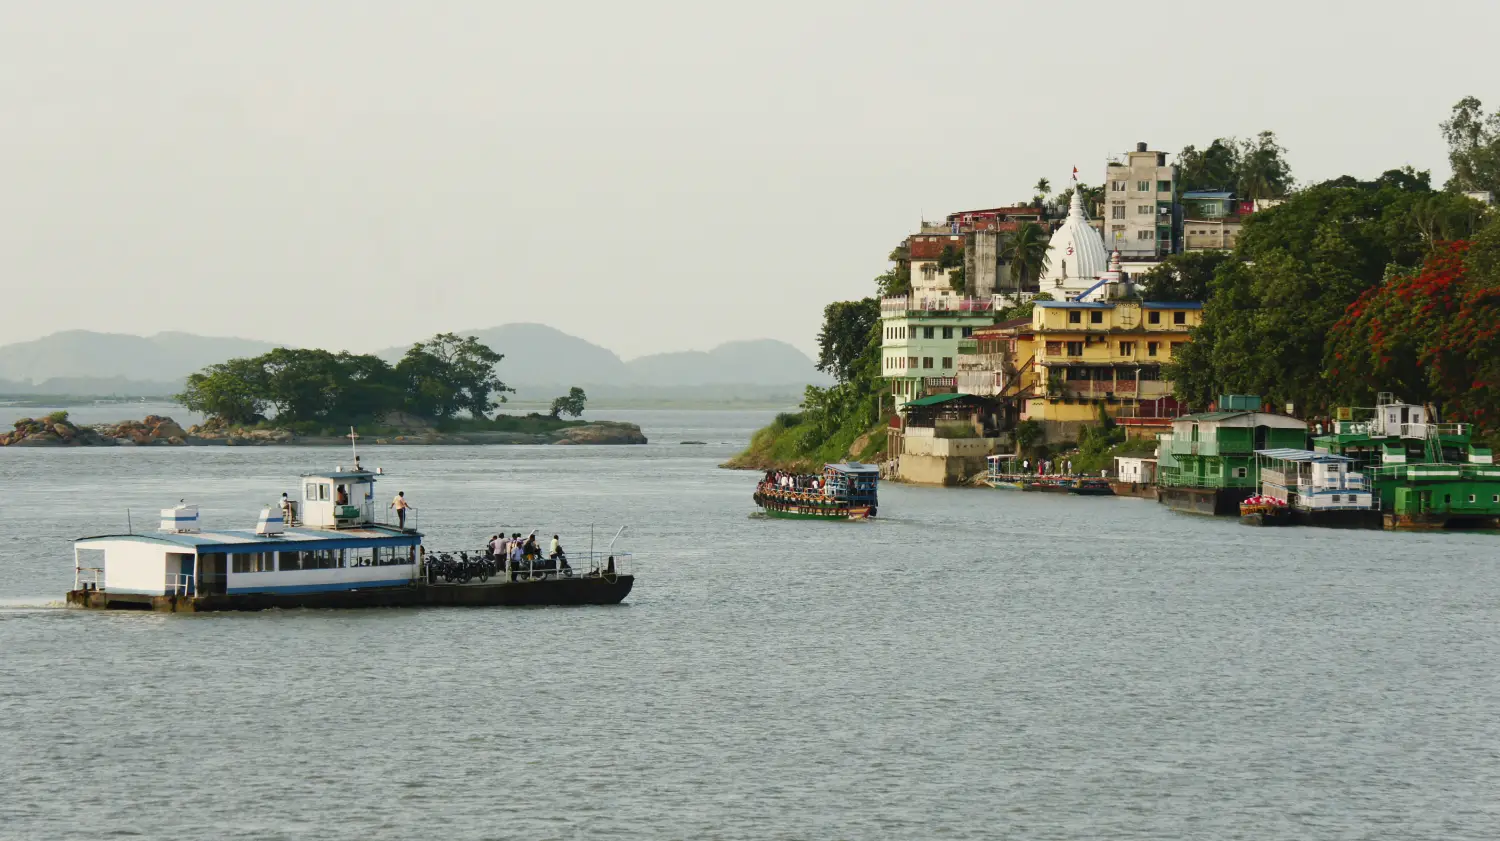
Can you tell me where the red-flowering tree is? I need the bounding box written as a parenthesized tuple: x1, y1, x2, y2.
(1326, 240, 1500, 429)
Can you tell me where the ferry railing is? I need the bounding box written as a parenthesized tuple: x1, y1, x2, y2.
(77, 566, 103, 591)
(166, 573, 195, 596)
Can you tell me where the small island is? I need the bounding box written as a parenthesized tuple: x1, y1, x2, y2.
(0, 335, 647, 447)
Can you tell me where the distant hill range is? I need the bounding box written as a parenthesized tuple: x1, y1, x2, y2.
(0, 325, 828, 401)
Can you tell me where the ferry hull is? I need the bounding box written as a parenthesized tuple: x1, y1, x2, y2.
(759, 505, 873, 521)
(1382, 512, 1500, 531)
(1107, 481, 1158, 500)
(1160, 486, 1252, 516)
(66, 575, 633, 612)
(1291, 509, 1384, 529)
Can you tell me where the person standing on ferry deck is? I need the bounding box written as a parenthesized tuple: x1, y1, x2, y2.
(390, 491, 413, 529)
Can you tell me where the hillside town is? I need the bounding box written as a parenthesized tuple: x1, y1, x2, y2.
(868, 138, 1499, 488)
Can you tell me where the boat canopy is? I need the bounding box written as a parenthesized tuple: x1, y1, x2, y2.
(826, 462, 879, 474)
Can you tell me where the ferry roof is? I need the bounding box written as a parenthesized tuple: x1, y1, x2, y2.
(301, 470, 378, 481)
(75, 525, 420, 553)
(1256, 448, 1355, 464)
(826, 462, 879, 474)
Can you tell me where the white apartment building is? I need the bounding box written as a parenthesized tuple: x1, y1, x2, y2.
(1104, 142, 1178, 258)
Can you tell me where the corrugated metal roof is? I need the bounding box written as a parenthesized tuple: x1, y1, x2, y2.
(1255, 448, 1355, 463)
(76, 525, 419, 550)
(1141, 302, 1204, 309)
(1035, 301, 1115, 309)
(1183, 190, 1235, 199)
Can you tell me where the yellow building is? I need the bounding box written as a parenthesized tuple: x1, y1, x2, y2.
(998, 300, 1201, 440)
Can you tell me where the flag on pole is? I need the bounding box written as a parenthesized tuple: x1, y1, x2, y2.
(1072, 166, 1079, 180)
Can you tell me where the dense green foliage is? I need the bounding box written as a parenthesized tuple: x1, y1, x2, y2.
(550, 387, 588, 418)
(1441, 96, 1500, 195)
(1326, 236, 1500, 426)
(1176, 131, 1293, 198)
(730, 290, 888, 468)
(1168, 177, 1494, 415)
(999, 222, 1050, 295)
(1136, 251, 1232, 301)
(177, 333, 512, 427)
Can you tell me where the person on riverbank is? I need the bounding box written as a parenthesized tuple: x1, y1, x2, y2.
(390, 491, 413, 529)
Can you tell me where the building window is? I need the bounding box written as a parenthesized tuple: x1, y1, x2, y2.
(962, 326, 973, 338)
(1468, 494, 1477, 503)
(921, 264, 937, 279)
(907, 357, 917, 369)
(1148, 311, 1161, 324)
(1173, 311, 1186, 324)
(920, 357, 931, 369)
(1089, 311, 1103, 324)
(1065, 342, 1084, 356)
(1331, 495, 1341, 503)
(1140, 366, 1161, 381)
(1111, 203, 1125, 219)
(1111, 180, 1126, 191)
(232, 552, 274, 573)
(1111, 225, 1125, 234)
(1233, 467, 1247, 478)
(942, 357, 953, 369)
(1119, 342, 1134, 355)
(1138, 205, 1153, 215)
(923, 326, 934, 339)
(1136, 180, 1150, 192)
(1137, 230, 1155, 240)
(1157, 180, 1171, 193)
(1147, 341, 1159, 357)
(942, 326, 953, 339)
(1068, 310, 1081, 324)
(1045, 341, 1062, 356)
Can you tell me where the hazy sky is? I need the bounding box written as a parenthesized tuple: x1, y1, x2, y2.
(1, 1, 1496, 358)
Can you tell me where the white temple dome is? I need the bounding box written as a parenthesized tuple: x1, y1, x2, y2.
(1041, 188, 1109, 289)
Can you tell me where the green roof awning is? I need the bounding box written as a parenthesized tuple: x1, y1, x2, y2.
(903, 393, 976, 408)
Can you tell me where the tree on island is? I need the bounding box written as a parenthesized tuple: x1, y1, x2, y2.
(177, 333, 513, 428)
(550, 387, 588, 419)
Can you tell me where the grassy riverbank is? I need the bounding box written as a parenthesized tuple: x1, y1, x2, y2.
(722, 411, 886, 471)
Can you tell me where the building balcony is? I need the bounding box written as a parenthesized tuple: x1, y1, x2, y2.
(881, 295, 997, 317)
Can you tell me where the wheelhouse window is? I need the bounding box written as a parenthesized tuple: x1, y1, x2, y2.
(231, 552, 274, 573)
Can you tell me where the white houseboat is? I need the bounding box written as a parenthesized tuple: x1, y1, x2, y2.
(68, 459, 633, 611)
(1253, 447, 1382, 528)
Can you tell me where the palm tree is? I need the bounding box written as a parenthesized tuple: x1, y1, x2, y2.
(999, 222, 1050, 296)
(1034, 178, 1051, 196)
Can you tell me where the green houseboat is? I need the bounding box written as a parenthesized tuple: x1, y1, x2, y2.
(1156, 395, 1309, 515)
(1313, 393, 1500, 530)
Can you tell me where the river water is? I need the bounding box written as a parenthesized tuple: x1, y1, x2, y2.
(3, 409, 1499, 840)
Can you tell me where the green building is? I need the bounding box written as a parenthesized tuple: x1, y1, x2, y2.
(1156, 395, 1308, 515)
(1313, 394, 1500, 529)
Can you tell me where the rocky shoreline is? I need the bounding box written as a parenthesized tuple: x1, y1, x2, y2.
(0, 415, 648, 447)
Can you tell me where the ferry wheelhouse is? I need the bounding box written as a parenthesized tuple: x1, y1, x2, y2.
(1312, 394, 1500, 530)
(68, 456, 634, 611)
(754, 463, 879, 520)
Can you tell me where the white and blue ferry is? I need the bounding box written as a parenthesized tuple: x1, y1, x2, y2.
(68, 456, 632, 612)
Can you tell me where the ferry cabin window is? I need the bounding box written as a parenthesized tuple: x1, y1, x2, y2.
(279, 551, 304, 571)
(1331, 495, 1340, 503)
(310, 549, 344, 569)
(305, 483, 317, 501)
(231, 552, 273, 573)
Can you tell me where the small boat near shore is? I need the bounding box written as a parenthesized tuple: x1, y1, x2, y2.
(754, 463, 879, 520)
(66, 451, 633, 613)
(1239, 496, 1292, 526)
